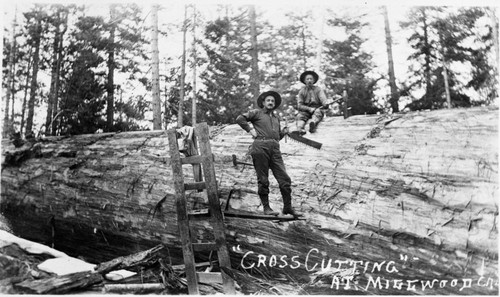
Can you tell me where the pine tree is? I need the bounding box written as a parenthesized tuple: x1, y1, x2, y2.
(401, 7, 495, 110)
(3, 9, 17, 137)
(24, 6, 46, 137)
(103, 3, 148, 132)
(45, 5, 70, 136)
(323, 13, 381, 115)
(198, 6, 254, 125)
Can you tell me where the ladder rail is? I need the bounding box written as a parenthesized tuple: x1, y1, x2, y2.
(195, 123, 235, 294)
(167, 130, 200, 295)
(167, 123, 235, 295)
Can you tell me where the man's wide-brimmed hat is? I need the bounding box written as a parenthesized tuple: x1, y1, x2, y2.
(300, 70, 319, 84)
(257, 91, 282, 109)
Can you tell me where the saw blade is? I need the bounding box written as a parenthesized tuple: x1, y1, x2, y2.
(288, 131, 322, 150)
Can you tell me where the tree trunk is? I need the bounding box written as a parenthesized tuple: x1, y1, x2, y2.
(382, 6, 399, 113)
(25, 15, 42, 137)
(3, 11, 17, 138)
(421, 9, 432, 98)
(151, 4, 162, 130)
(249, 5, 260, 101)
(191, 5, 198, 126)
(438, 24, 451, 108)
(51, 11, 67, 136)
(20, 50, 32, 136)
(106, 5, 117, 132)
(45, 11, 61, 136)
(1, 107, 498, 295)
(178, 5, 188, 127)
(10, 45, 17, 132)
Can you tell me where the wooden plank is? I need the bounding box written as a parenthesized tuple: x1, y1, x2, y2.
(184, 181, 206, 191)
(196, 272, 223, 284)
(224, 210, 299, 221)
(171, 262, 211, 271)
(95, 244, 164, 274)
(192, 242, 218, 252)
(103, 283, 165, 294)
(181, 155, 204, 164)
(15, 271, 103, 294)
(167, 128, 199, 295)
(195, 122, 235, 294)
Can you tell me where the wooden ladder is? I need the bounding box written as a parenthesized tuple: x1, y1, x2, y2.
(167, 122, 235, 295)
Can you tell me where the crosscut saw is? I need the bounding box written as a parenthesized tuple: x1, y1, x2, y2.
(287, 131, 322, 150)
(282, 115, 322, 150)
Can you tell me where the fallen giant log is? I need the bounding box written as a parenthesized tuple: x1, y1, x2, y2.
(1, 106, 498, 294)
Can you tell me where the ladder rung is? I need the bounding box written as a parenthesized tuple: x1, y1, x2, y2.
(184, 182, 206, 191)
(181, 155, 204, 164)
(197, 272, 223, 284)
(192, 242, 218, 252)
(188, 208, 210, 220)
(172, 261, 211, 271)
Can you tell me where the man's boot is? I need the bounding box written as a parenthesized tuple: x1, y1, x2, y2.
(309, 121, 317, 133)
(282, 194, 303, 217)
(260, 196, 278, 216)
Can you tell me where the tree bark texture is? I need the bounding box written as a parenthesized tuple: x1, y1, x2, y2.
(45, 11, 61, 136)
(178, 5, 188, 127)
(151, 4, 162, 130)
(25, 16, 42, 136)
(1, 107, 498, 294)
(383, 6, 399, 113)
(20, 49, 32, 136)
(106, 5, 116, 132)
(249, 5, 260, 101)
(191, 5, 198, 126)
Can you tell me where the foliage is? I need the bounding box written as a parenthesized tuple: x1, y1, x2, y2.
(401, 7, 495, 110)
(260, 11, 317, 111)
(197, 7, 254, 125)
(322, 15, 381, 115)
(2, 4, 497, 137)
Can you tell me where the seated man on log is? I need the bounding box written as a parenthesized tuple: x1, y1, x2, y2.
(236, 91, 302, 217)
(296, 70, 329, 134)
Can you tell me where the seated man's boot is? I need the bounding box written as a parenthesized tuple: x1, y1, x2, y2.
(309, 121, 317, 133)
(260, 195, 278, 216)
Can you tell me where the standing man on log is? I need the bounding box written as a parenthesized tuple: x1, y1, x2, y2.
(296, 70, 329, 135)
(236, 91, 302, 217)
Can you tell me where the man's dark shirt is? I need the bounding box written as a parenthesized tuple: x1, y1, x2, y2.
(236, 109, 286, 141)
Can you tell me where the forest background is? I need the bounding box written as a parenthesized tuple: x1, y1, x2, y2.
(1, 0, 499, 138)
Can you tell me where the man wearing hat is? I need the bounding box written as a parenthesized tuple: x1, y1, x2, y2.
(296, 70, 329, 134)
(236, 91, 302, 217)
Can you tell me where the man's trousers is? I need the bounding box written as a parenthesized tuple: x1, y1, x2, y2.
(249, 139, 292, 205)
